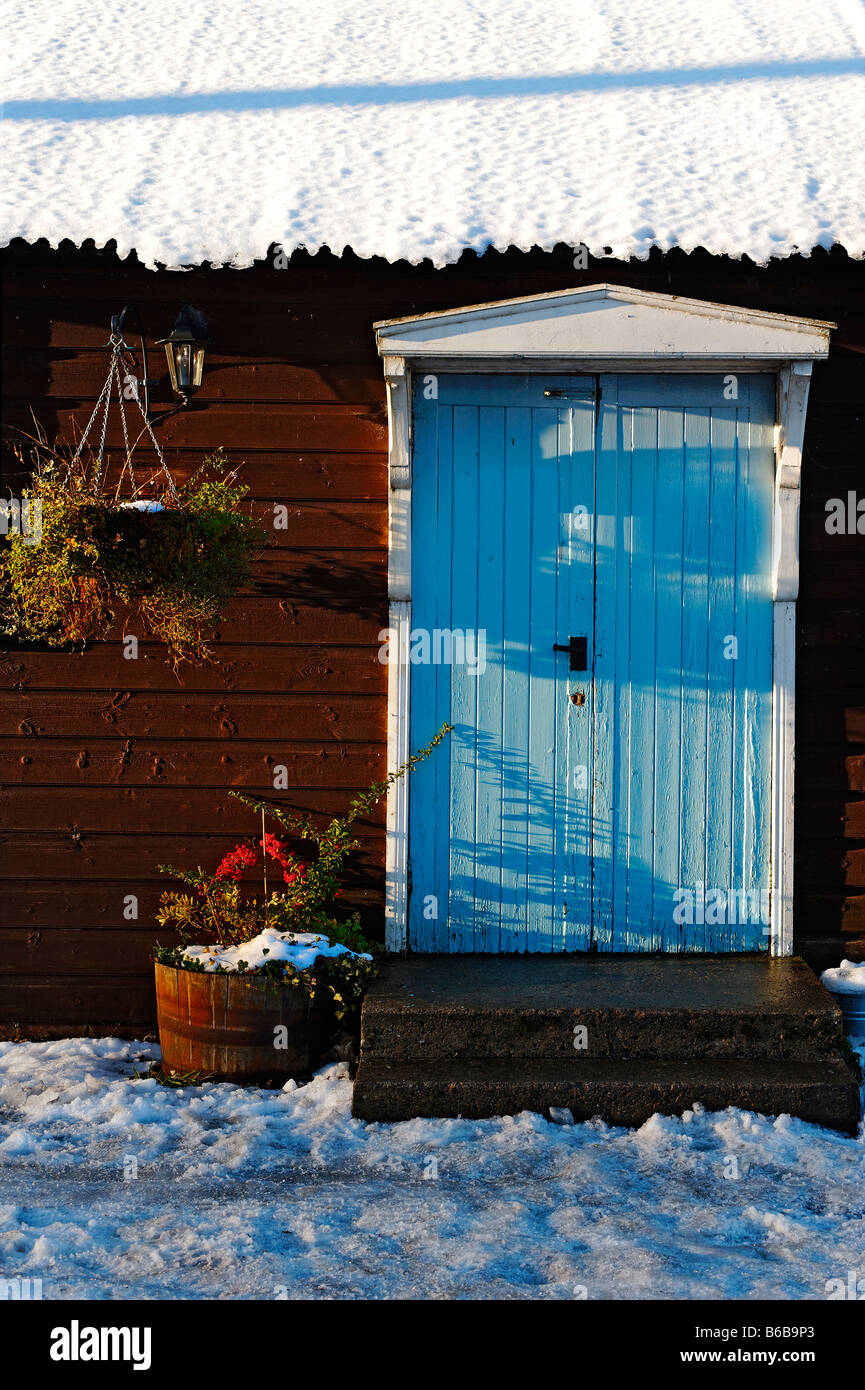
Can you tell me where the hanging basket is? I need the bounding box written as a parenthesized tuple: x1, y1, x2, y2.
(1, 336, 264, 665)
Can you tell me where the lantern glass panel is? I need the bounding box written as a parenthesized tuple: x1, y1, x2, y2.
(175, 343, 192, 390)
(164, 341, 194, 393)
(191, 345, 206, 389)
(159, 306, 208, 396)
(163, 342, 178, 393)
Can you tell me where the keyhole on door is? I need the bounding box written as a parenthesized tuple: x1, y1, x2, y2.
(570, 690, 585, 706)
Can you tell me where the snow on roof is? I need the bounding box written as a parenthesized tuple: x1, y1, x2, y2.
(3, 0, 865, 269)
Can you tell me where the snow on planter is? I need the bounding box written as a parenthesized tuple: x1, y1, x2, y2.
(820, 959, 865, 1037)
(180, 925, 372, 974)
(821, 959, 865, 994)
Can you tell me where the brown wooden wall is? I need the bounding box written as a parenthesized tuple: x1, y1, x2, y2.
(1, 240, 863, 1034)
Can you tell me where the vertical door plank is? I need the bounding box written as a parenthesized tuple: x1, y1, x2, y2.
(559, 402, 596, 950)
(526, 405, 560, 951)
(473, 406, 506, 950)
(447, 405, 481, 948)
(430, 407, 456, 951)
(750, 384, 776, 946)
(653, 401, 686, 950)
(627, 405, 659, 947)
(733, 382, 775, 948)
(679, 405, 711, 949)
(611, 404, 635, 949)
(591, 385, 621, 949)
(705, 407, 738, 949)
(499, 406, 533, 950)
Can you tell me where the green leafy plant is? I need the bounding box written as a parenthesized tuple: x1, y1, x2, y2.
(155, 723, 452, 1016)
(1, 434, 264, 666)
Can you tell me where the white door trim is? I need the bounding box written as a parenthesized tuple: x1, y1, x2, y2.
(377, 286, 832, 955)
(770, 361, 813, 957)
(383, 357, 412, 952)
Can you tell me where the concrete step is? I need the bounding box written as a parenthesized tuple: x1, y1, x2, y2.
(352, 1055, 861, 1132)
(359, 956, 846, 1063)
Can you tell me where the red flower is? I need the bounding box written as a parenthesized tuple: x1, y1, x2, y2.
(258, 832, 307, 885)
(213, 833, 311, 890)
(213, 834, 310, 887)
(215, 843, 257, 881)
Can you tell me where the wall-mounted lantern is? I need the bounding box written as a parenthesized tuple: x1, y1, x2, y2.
(109, 303, 209, 420)
(158, 304, 210, 400)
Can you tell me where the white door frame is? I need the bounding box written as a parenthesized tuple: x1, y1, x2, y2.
(374, 285, 834, 956)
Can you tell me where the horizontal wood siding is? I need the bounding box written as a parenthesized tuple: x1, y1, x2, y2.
(1, 242, 863, 1030)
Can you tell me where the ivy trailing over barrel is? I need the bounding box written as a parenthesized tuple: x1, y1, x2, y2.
(153, 939, 377, 1020)
(1, 438, 263, 666)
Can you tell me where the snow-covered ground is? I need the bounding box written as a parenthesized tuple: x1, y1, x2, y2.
(1, 1038, 863, 1300)
(3, 0, 865, 266)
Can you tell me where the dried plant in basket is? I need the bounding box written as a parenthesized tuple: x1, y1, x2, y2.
(1, 412, 263, 667)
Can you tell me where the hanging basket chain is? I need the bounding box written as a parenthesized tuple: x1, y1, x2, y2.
(126, 378, 181, 504)
(95, 355, 113, 487)
(111, 351, 137, 498)
(71, 354, 114, 483)
(69, 333, 180, 504)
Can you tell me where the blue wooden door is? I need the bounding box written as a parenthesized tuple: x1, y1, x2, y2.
(408, 372, 775, 952)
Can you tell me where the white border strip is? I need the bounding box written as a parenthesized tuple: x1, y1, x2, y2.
(770, 361, 812, 957)
(384, 357, 412, 952)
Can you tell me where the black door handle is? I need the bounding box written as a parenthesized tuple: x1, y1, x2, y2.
(553, 636, 588, 671)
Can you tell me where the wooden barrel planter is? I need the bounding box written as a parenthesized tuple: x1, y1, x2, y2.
(154, 962, 335, 1083)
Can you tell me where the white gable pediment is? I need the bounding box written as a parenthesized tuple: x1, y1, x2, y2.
(375, 284, 833, 363)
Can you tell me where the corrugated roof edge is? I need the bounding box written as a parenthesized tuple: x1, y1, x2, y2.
(1, 235, 863, 272)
